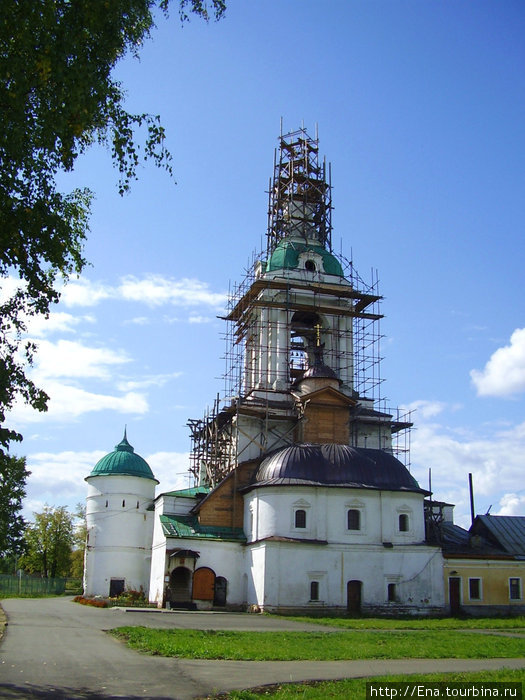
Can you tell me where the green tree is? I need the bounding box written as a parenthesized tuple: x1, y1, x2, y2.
(0, 0, 225, 452)
(20, 505, 74, 578)
(70, 503, 86, 579)
(0, 453, 29, 562)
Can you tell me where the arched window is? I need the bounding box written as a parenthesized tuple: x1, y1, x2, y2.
(295, 509, 306, 529)
(305, 260, 316, 272)
(399, 513, 409, 532)
(347, 509, 361, 530)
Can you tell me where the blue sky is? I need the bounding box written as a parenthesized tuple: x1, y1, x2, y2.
(6, 0, 525, 528)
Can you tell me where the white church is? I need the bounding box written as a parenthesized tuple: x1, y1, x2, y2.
(84, 128, 445, 614)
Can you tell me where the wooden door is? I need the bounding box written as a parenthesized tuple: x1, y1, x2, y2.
(193, 567, 215, 601)
(347, 580, 362, 613)
(449, 577, 461, 615)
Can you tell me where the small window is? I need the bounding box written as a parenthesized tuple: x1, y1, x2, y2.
(295, 509, 306, 529)
(347, 509, 361, 531)
(105, 500, 108, 508)
(469, 578, 481, 600)
(136, 500, 139, 509)
(305, 260, 316, 272)
(399, 513, 409, 532)
(122, 499, 126, 508)
(310, 581, 319, 601)
(510, 578, 521, 600)
(387, 583, 396, 602)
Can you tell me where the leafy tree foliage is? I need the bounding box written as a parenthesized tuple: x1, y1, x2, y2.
(20, 505, 74, 578)
(0, 0, 225, 451)
(70, 503, 87, 579)
(0, 453, 29, 559)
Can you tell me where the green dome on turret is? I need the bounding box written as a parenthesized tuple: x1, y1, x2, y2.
(266, 239, 344, 277)
(88, 432, 157, 481)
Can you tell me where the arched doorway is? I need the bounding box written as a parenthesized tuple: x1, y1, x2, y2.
(168, 566, 192, 605)
(214, 576, 227, 606)
(347, 580, 362, 613)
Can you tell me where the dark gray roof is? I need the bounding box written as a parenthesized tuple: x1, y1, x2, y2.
(251, 443, 426, 494)
(472, 515, 525, 558)
(441, 522, 471, 549)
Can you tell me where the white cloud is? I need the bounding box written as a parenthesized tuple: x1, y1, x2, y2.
(27, 450, 106, 494)
(28, 312, 96, 338)
(31, 339, 130, 380)
(21, 448, 193, 520)
(22, 449, 106, 519)
(60, 279, 113, 307)
(116, 372, 182, 392)
(118, 275, 227, 309)
(470, 328, 525, 397)
(189, 315, 213, 324)
(8, 382, 148, 424)
(497, 493, 525, 516)
(146, 451, 192, 492)
(401, 399, 447, 420)
(409, 410, 525, 525)
(58, 274, 227, 312)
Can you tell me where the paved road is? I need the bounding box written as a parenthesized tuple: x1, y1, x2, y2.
(1, 597, 524, 699)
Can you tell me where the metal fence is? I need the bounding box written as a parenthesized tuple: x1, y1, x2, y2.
(0, 573, 67, 595)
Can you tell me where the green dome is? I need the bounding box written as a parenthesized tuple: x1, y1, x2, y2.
(88, 433, 156, 481)
(266, 239, 344, 277)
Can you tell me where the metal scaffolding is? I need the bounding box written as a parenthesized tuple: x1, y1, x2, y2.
(187, 127, 411, 487)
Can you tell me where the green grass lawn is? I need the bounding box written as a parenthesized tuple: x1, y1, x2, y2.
(110, 627, 525, 661)
(220, 670, 525, 699)
(269, 614, 525, 630)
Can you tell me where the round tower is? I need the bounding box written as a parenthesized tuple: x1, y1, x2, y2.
(84, 432, 158, 598)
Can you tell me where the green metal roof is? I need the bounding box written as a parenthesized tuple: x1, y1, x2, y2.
(160, 514, 246, 542)
(162, 486, 210, 499)
(266, 239, 344, 277)
(88, 432, 156, 481)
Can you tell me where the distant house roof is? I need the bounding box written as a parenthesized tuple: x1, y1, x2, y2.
(160, 514, 246, 543)
(441, 522, 471, 551)
(441, 515, 525, 559)
(472, 515, 525, 559)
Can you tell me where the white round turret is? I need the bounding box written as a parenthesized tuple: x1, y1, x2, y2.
(84, 432, 158, 598)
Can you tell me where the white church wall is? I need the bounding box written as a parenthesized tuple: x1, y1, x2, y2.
(247, 539, 444, 614)
(245, 486, 427, 547)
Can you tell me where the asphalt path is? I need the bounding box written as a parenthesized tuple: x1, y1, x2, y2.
(1, 597, 524, 699)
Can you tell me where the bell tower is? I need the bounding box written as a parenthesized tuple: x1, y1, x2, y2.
(188, 127, 410, 488)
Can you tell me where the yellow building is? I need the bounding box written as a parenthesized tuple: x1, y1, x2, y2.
(442, 514, 525, 616)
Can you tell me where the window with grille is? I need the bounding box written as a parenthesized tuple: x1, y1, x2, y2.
(347, 509, 361, 530)
(398, 513, 409, 532)
(295, 509, 306, 529)
(510, 578, 521, 600)
(468, 578, 481, 600)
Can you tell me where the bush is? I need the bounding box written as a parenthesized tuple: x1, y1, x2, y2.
(73, 595, 108, 608)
